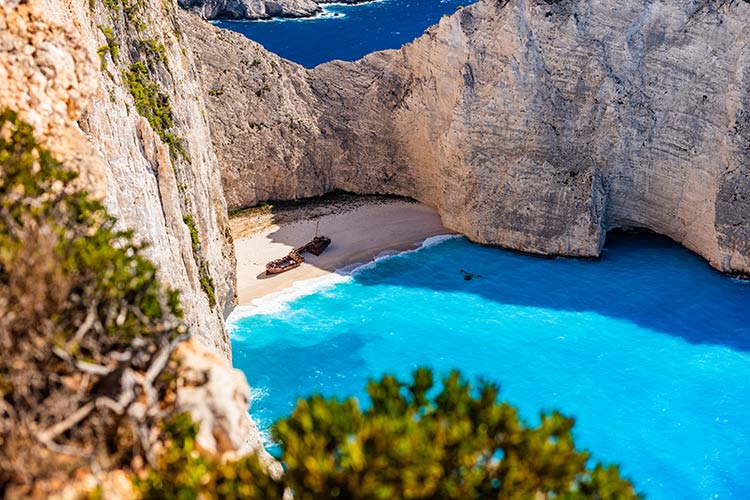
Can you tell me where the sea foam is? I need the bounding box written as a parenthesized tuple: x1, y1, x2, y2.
(226, 234, 460, 328)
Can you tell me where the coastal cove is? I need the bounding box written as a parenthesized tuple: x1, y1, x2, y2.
(230, 197, 450, 303)
(220, 2, 750, 498)
(230, 229, 750, 500)
(4, 0, 750, 494)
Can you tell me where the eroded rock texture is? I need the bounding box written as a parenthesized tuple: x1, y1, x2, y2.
(2, 0, 237, 356)
(177, 0, 371, 21)
(1, 0, 268, 480)
(173, 338, 280, 472)
(189, 0, 750, 275)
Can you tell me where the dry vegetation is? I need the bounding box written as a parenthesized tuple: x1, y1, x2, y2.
(0, 109, 186, 496)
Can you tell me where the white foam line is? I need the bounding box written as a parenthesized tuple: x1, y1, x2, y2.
(227, 233, 461, 326)
(249, 386, 269, 403)
(211, 10, 341, 24)
(344, 234, 461, 277)
(227, 272, 352, 324)
(258, 425, 275, 449)
(318, 0, 389, 8)
(254, 7, 348, 23)
(211, 0, 391, 25)
(214, 5, 349, 24)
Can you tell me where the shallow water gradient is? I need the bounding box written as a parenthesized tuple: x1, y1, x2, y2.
(230, 233, 750, 500)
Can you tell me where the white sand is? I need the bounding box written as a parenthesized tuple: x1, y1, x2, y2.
(233, 201, 450, 304)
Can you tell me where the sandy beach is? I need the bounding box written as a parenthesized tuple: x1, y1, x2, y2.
(231, 196, 450, 304)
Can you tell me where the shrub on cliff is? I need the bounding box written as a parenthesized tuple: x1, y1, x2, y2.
(140, 369, 641, 500)
(0, 109, 185, 494)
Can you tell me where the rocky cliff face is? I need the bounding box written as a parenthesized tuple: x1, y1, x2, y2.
(1, 0, 268, 478)
(191, 0, 750, 276)
(177, 0, 369, 21)
(179, 0, 319, 21)
(182, 12, 329, 206)
(2, 0, 237, 356)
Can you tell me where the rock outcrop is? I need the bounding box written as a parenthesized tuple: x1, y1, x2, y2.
(178, 0, 319, 21)
(2, 0, 270, 482)
(189, 0, 750, 276)
(50, 338, 274, 500)
(2, 0, 237, 356)
(177, 0, 371, 21)
(0, 0, 104, 196)
(173, 339, 280, 471)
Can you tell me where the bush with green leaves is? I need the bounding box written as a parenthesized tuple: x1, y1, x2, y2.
(137, 413, 281, 500)
(0, 109, 184, 493)
(140, 369, 641, 499)
(122, 61, 188, 162)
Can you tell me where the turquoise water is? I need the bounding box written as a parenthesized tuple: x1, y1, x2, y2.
(230, 232, 750, 500)
(218, 3, 750, 495)
(215, 0, 467, 68)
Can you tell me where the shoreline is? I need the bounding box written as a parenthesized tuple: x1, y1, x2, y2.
(228, 234, 461, 324)
(208, 0, 379, 23)
(230, 196, 451, 305)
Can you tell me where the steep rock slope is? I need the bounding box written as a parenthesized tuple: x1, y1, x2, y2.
(179, 0, 319, 21)
(1, 0, 269, 480)
(2, 0, 237, 356)
(190, 0, 750, 276)
(182, 12, 328, 207)
(177, 0, 369, 21)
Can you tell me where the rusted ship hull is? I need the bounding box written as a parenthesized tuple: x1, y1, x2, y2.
(265, 233, 331, 275)
(265, 252, 304, 275)
(301, 236, 331, 256)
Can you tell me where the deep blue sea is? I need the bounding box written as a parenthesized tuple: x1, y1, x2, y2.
(215, 0, 467, 68)
(230, 233, 750, 500)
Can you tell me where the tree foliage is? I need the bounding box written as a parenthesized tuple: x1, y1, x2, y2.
(140, 369, 641, 499)
(137, 413, 281, 500)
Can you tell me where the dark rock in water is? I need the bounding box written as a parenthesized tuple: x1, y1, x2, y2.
(460, 269, 479, 281)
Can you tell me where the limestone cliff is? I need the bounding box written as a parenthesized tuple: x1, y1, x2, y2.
(1, 0, 269, 482)
(177, 0, 369, 21)
(2, 0, 236, 356)
(182, 12, 329, 205)
(179, 0, 319, 21)
(189, 0, 750, 276)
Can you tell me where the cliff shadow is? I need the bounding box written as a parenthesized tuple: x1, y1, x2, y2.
(350, 230, 750, 352)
